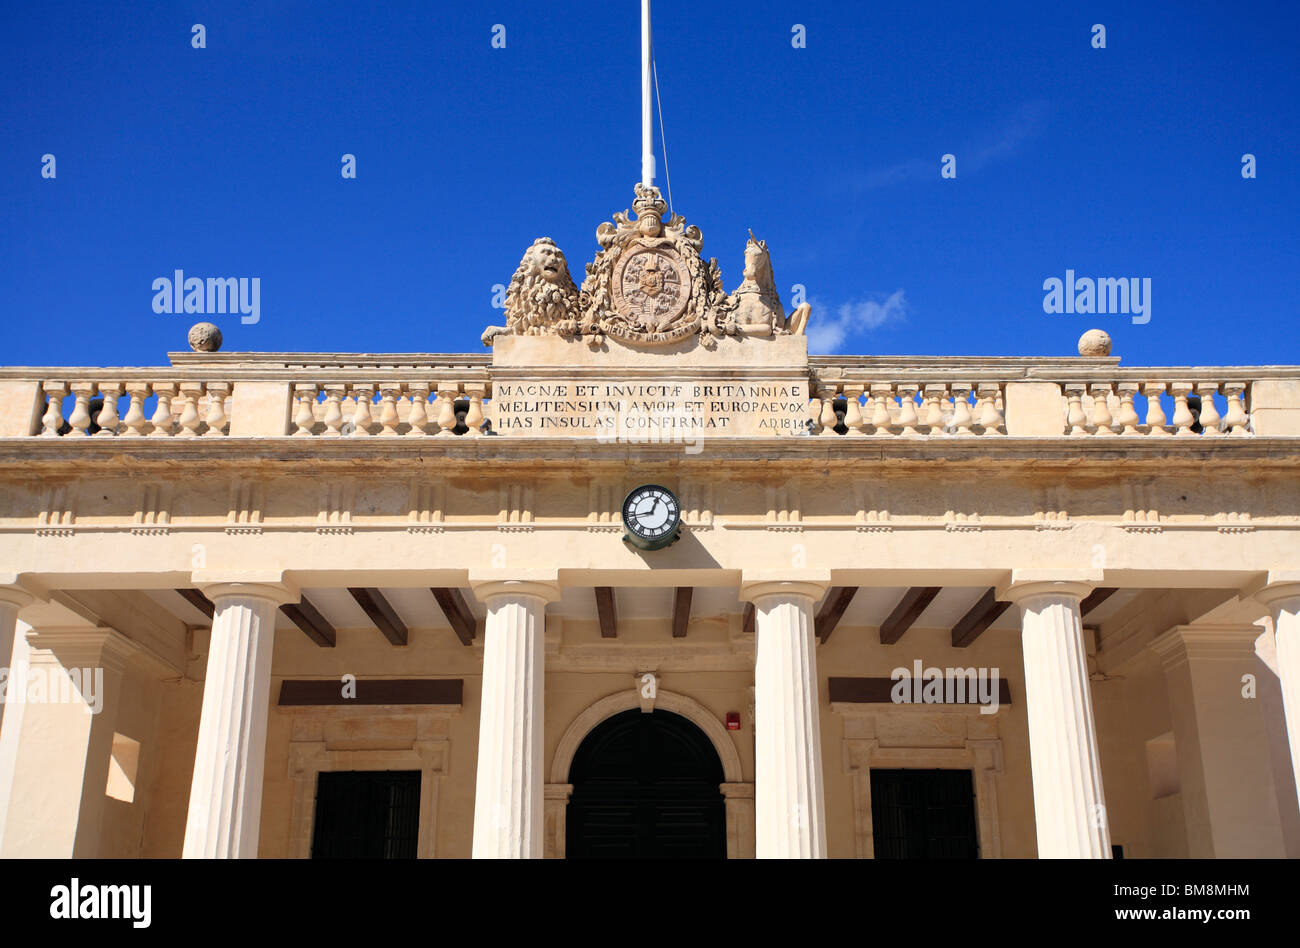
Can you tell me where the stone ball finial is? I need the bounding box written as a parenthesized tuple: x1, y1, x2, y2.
(1077, 329, 1112, 357)
(188, 322, 223, 353)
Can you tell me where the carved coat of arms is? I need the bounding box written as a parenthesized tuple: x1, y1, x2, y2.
(482, 183, 810, 349)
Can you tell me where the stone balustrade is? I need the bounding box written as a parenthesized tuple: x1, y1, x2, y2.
(810, 358, 1300, 438)
(289, 379, 491, 437)
(1058, 377, 1249, 437)
(1, 352, 1297, 440)
(807, 378, 1007, 436)
(2, 377, 235, 438)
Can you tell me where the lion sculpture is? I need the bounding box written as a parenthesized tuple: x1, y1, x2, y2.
(481, 237, 582, 346)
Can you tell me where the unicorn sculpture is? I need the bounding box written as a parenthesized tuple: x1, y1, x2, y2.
(722, 230, 810, 337)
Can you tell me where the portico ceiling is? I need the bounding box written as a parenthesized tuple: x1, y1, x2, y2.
(138, 582, 1142, 645)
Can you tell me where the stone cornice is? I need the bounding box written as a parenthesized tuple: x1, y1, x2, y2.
(2, 435, 1299, 472)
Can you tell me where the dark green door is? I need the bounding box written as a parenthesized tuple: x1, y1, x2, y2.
(566, 709, 726, 859)
(311, 770, 421, 859)
(870, 768, 979, 858)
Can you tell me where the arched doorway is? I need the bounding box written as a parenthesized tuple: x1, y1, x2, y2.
(566, 708, 726, 859)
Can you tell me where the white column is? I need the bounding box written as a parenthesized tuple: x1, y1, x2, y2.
(1004, 578, 1111, 858)
(742, 578, 828, 858)
(183, 581, 295, 858)
(0, 586, 35, 749)
(1257, 579, 1300, 807)
(470, 578, 559, 858)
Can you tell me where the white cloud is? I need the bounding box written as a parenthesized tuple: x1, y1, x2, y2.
(806, 289, 907, 353)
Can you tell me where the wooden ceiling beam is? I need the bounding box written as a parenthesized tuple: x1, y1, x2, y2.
(175, 587, 215, 620)
(672, 587, 693, 638)
(348, 587, 409, 647)
(879, 586, 941, 645)
(595, 586, 618, 639)
(280, 596, 336, 648)
(951, 588, 1012, 649)
(815, 586, 858, 644)
(430, 587, 476, 646)
(1081, 587, 1118, 617)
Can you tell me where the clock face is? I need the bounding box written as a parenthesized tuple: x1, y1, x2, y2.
(621, 485, 681, 550)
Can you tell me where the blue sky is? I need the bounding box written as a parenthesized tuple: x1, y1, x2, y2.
(2, 0, 1297, 366)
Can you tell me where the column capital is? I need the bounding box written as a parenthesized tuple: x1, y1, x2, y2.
(191, 570, 299, 607)
(996, 568, 1102, 605)
(0, 572, 49, 609)
(739, 571, 832, 604)
(1247, 570, 1300, 608)
(468, 571, 561, 605)
(1148, 624, 1265, 667)
(0, 586, 37, 610)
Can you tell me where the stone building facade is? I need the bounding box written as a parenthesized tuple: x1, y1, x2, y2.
(1, 186, 1298, 858)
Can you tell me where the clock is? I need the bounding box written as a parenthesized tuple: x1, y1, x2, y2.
(621, 484, 682, 551)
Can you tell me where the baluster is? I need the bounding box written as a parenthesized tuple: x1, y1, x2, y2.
(896, 384, 920, 436)
(1115, 382, 1141, 435)
(463, 382, 486, 435)
(96, 382, 122, 436)
(150, 383, 177, 437)
(377, 383, 402, 435)
(434, 383, 459, 435)
(121, 383, 151, 437)
(818, 385, 839, 435)
(68, 383, 96, 436)
(1221, 382, 1248, 435)
(350, 384, 375, 436)
(922, 384, 946, 434)
(807, 391, 823, 433)
(842, 384, 865, 436)
(950, 384, 974, 436)
(1088, 383, 1115, 435)
(976, 383, 1004, 434)
(406, 383, 431, 436)
(177, 383, 204, 436)
(321, 385, 345, 436)
(1142, 382, 1168, 435)
(292, 384, 318, 436)
(1195, 382, 1222, 435)
(1169, 382, 1196, 436)
(204, 382, 229, 435)
(1065, 385, 1088, 436)
(869, 384, 893, 435)
(40, 382, 69, 437)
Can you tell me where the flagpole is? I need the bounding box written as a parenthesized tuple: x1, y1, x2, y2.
(641, 0, 654, 187)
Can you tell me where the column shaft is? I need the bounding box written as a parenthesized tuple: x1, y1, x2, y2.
(0, 598, 23, 748)
(751, 586, 827, 858)
(472, 589, 548, 858)
(1016, 587, 1111, 857)
(183, 589, 281, 858)
(1266, 593, 1300, 807)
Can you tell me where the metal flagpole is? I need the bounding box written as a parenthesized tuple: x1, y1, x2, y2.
(641, 0, 654, 187)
